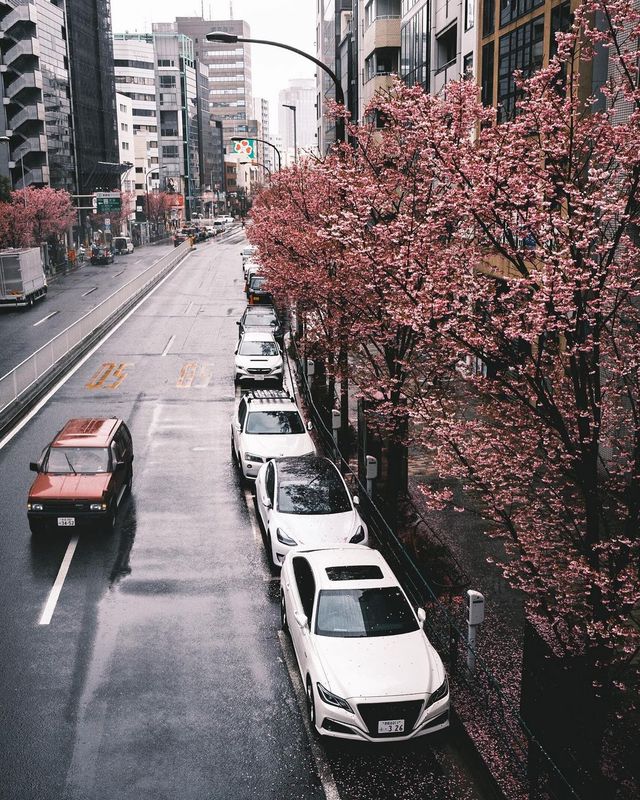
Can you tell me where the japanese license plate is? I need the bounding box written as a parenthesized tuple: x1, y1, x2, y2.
(57, 517, 76, 527)
(378, 719, 404, 734)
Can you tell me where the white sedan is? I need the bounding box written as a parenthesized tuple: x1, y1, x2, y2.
(280, 546, 450, 741)
(255, 456, 368, 567)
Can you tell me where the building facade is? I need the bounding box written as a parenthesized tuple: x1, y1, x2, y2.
(358, 0, 401, 118)
(115, 92, 135, 233)
(316, 1, 353, 152)
(174, 16, 253, 155)
(65, 0, 119, 193)
(278, 78, 316, 165)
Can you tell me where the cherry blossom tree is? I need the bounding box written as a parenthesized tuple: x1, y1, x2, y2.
(0, 188, 75, 249)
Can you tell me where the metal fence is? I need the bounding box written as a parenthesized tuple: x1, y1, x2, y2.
(0, 242, 191, 424)
(288, 334, 582, 800)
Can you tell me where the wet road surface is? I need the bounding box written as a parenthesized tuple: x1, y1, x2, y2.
(0, 231, 488, 800)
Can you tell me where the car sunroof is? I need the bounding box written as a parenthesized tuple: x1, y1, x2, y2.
(325, 565, 383, 581)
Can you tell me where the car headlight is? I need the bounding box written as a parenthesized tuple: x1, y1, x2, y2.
(28, 503, 43, 512)
(349, 526, 365, 544)
(244, 453, 264, 463)
(426, 676, 449, 708)
(276, 527, 297, 546)
(90, 503, 107, 512)
(316, 683, 353, 713)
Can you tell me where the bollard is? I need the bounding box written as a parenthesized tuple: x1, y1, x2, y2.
(365, 455, 378, 498)
(466, 590, 485, 674)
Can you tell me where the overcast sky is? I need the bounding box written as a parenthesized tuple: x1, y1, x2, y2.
(111, 0, 316, 134)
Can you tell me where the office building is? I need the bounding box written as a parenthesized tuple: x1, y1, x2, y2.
(278, 79, 317, 165)
(174, 16, 253, 154)
(65, 0, 119, 193)
(253, 96, 273, 172)
(316, 1, 353, 152)
(151, 24, 201, 221)
(112, 33, 159, 211)
(115, 92, 135, 232)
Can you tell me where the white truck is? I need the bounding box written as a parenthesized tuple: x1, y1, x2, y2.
(0, 248, 47, 308)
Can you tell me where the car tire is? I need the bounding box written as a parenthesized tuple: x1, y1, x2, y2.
(124, 467, 133, 495)
(306, 678, 316, 729)
(280, 593, 289, 634)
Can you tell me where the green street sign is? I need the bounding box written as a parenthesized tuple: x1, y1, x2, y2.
(96, 197, 121, 212)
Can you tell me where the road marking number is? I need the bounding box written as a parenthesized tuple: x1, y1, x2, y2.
(86, 362, 129, 390)
(176, 362, 211, 388)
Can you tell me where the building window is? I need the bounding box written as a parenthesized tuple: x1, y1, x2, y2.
(463, 51, 474, 77)
(483, 0, 495, 37)
(436, 25, 457, 71)
(365, 47, 400, 81)
(465, 0, 475, 30)
(157, 59, 175, 67)
(121, 141, 129, 150)
(499, 0, 544, 28)
(481, 41, 495, 106)
(550, 1, 571, 58)
(162, 145, 179, 158)
(498, 15, 544, 120)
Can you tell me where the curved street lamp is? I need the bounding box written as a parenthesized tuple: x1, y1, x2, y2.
(282, 104, 298, 164)
(206, 31, 346, 143)
(232, 136, 282, 171)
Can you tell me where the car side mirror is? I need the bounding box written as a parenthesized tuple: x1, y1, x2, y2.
(294, 611, 308, 629)
(29, 461, 39, 472)
(115, 459, 126, 470)
(352, 495, 360, 506)
(234, 422, 241, 432)
(417, 607, 426, 628)
(306, 421, 313, 431)
(264, 498, 272, 509)
(236, 320, 241, 325)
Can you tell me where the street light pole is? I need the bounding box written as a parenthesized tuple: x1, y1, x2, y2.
(206, 31, 346, 143)
(232, 136, 282, 171)
(144, 167, 158, 242)
(0, 135, 27, 206)
(282, 104, 297, 164)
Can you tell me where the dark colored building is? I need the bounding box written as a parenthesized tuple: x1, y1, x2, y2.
(65, 0, 119, 193)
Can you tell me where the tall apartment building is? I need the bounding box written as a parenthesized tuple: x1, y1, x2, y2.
(115, 92, 135, 231)
(253, 96, 272, 172)
(358, 0, 401, 118)
(112, 33, 159, 213)
(65, 0, 119, 193)
(174, 16, 253, 154)
(151, 24, 201, 221)
(278, 78, 317, 165)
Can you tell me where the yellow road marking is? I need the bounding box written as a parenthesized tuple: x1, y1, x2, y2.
(86, 362, 129, 390)
(177, 362, 198, 388)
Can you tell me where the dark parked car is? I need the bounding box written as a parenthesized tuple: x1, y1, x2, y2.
(248, 275, 274, 306)
(90, 245, 114, 265)
(237, 305, 284, 345)
(173, 233, 187, 247)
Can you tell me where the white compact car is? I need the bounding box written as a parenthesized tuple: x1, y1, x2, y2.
(231, 390, 316, 480)
(241, 244, 257, 264)
(280, 546, 450, 741)
(255, 456, 368, 566)
(234, 331, 283, 387)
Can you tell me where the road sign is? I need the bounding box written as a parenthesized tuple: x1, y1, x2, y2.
(104, 218, 111, 229)
(232, 139, 256, 160)
(94, 192, 121, 212)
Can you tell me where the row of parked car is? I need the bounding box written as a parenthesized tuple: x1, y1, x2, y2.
(231, 244, 451, 744)
(173, 216, 236, 246)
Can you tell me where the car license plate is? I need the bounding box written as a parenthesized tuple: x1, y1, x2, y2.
(378, 719, 404, 734)
(57, 517, 75, 527)
(254, 376, 264, 381)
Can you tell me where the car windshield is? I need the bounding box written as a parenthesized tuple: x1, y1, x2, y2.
(239, 340, 278, 356)
(244, 315, 276, 328)
(47, 446, 110, 474)
(250, 277, 266, 289)
(245, 411, 305, 435)
(315, 588, 419, 638)
(278, 473, 351, 515)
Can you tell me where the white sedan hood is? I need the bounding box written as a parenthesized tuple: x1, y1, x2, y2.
(243, 433, 316, 459)
(277, 511, 359, 545)
(314, 631, 443, 700)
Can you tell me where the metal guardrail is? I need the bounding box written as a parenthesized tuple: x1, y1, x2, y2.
(288, 334, 582, 800)
(0, 241, 191, 429)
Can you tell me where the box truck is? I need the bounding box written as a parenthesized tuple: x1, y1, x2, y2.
(0, 248, 47, 308)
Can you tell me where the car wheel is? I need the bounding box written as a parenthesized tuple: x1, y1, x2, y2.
(280, 593, 289, 634)
(306, 679, 316, 728)
(125, 467, 133, 495)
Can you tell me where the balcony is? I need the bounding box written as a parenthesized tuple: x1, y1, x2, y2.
(363, 16, 401, 56)
(13, 165, 49, 189)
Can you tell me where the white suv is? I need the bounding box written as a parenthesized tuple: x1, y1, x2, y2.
(234, 331, 283, 387)
(231, 390, 316, 480)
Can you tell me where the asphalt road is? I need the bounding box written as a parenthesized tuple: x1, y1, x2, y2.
(0, 230, 488, 800)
